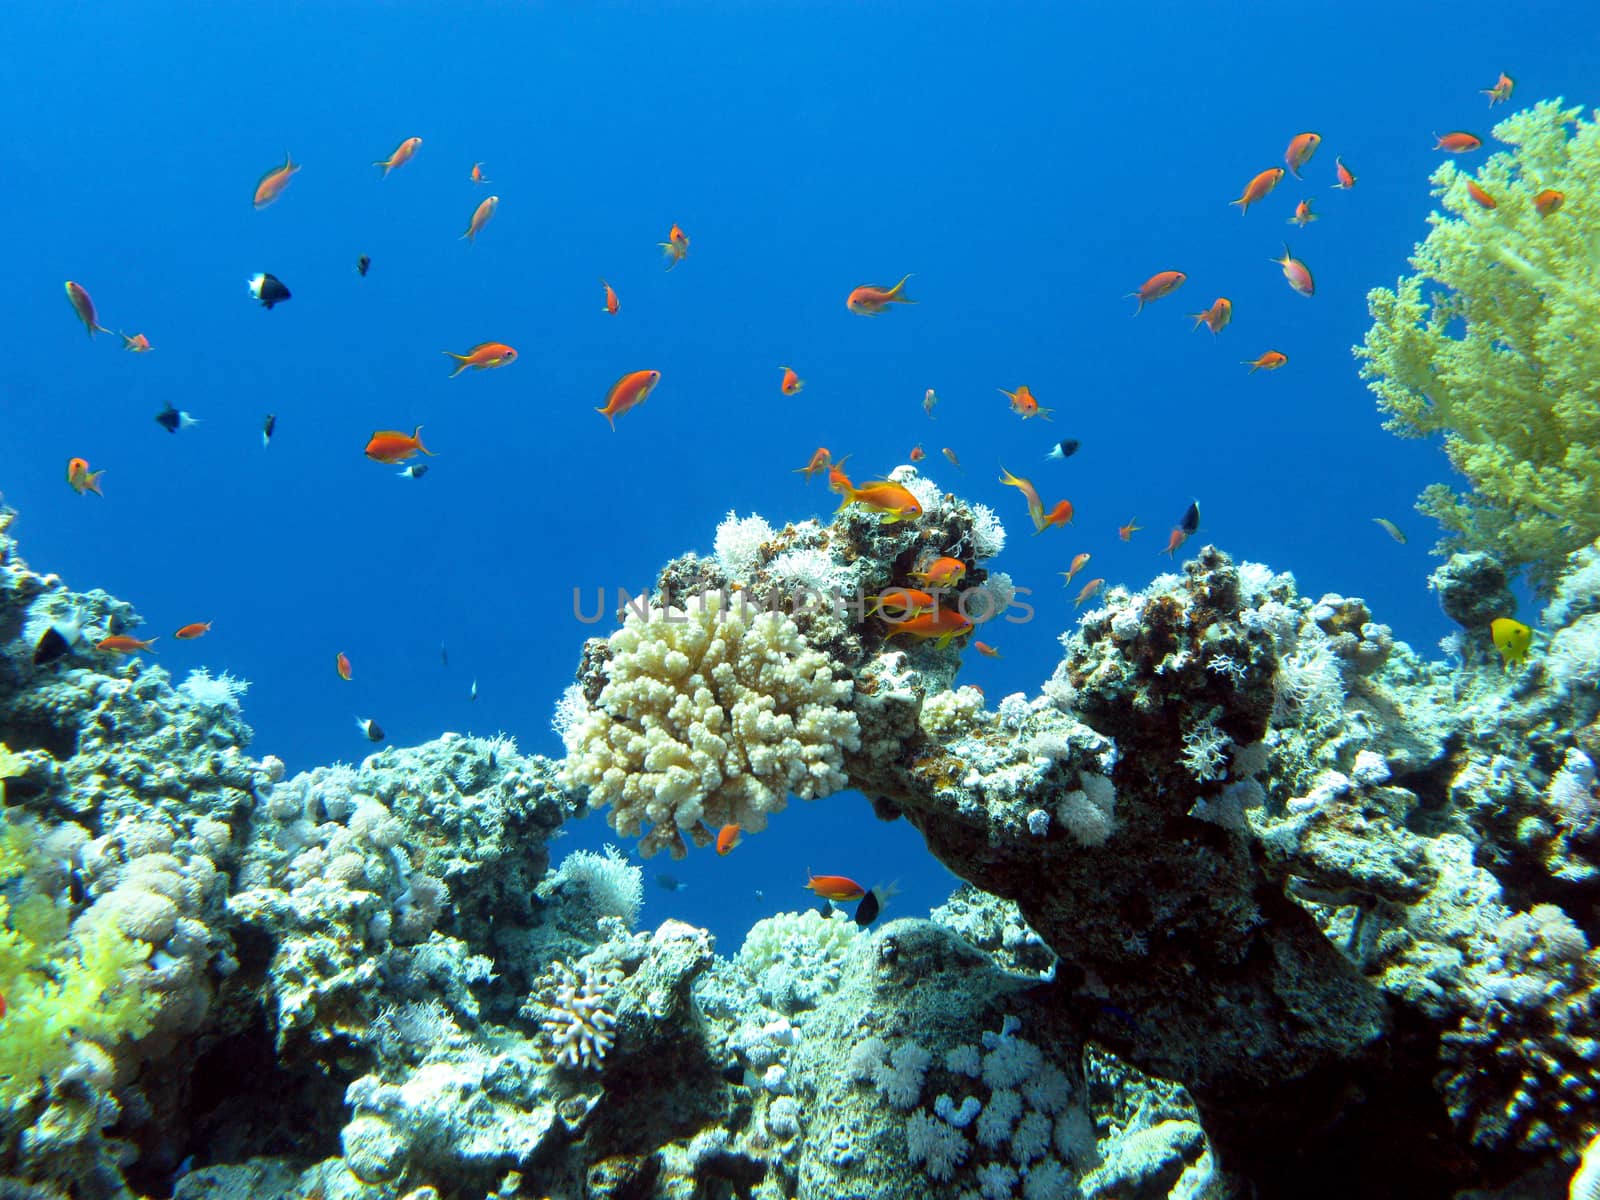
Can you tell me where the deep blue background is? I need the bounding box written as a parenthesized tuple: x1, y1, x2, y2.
(3, 1, 1590, 950)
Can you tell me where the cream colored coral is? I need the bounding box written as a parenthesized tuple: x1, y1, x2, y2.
(1357, 100, 1600, 594)
(920, 686, 985, 738)
(562, 593, 859, 857)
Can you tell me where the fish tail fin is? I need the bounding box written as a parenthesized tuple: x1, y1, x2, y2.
(86, 470, 105, 496)
(443, 352, 468, 378)
(413, 426, 436, 456)
(594, 407, 616, 431)
(888, 273, 915, 302)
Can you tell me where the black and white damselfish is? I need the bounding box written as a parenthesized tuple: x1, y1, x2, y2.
(247, 272, 291, 309)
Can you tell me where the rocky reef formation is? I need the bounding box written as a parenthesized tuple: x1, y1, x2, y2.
(4, 479, 1600, 1199)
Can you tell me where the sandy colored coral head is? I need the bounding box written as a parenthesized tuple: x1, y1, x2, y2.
(559, 590, 860, 858)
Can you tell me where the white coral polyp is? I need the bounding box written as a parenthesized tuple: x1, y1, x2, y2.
(561, 594, 860, 857)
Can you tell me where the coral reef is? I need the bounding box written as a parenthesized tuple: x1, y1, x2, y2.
(7, 441, 1600, 1200)
(1357, 99, 1600, 594)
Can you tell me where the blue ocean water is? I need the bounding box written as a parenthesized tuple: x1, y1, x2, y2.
(3, 1, 1589, 950)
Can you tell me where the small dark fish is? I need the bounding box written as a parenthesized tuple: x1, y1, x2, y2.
(33, 626, 72, 666)
(262, 414, 278, 450)
(469, 677, 478, 702)
(1046, 439, 1081, 462)
(397, 464, 429, 480)
(1180, 499, 1201, 536)
(719, 1060, 747, 1085)
(355, 716, 385, 742)
(154, 402, 198, 434)
(1095, 1000, 1141, 1034)
(440, 641, 448, 667)
(855, 881, 899, 928)
(247, 272, 291, 309)
(356, 255, 371, 277)
(654, 873, 684, 892)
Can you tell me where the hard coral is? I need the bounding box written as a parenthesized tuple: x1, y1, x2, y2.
(560, 592, 859, 858)
(1358, 99, 1600, 595)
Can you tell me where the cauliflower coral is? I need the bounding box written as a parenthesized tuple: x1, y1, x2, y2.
(561, 592, 860, 857)
(1357, 99, 1600, 595)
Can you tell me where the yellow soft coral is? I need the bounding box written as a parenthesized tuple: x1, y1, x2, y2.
(1357, 99, 1600, 595)
(0, 812, 158, 1116)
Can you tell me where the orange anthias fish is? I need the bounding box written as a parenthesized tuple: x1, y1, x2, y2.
(1118, 519, 1142, 541)
(1035, 499, 1073, 533)
(805, 873, 866, 902)
(1061, 552, 1091, 585)
(374, 136, 422, 176)
(882, 607, 974, 648)
(173, 621, 212, 640)
(836, 478, 922, 524)
(65, 281, 111, 336)
(1482, 72, 1515, 106)
(1466, 180, 1497, 209)
(1128, 270, 1186, 313)
(1074, 577, 1106, 607)
(462, 195, 500, 242)
(1534, 189, 1565, 216)
(1161, 527, 1190, 557)
(1230, 167, 1285, 214)
(444, 342, 518, 377)
(846, 274, 914, 315)
(1000, 385, 1053, 420)
(716, 823, 742, 856)
(336, 652, 353, 681)
(1434, 132, 1483, 153)
(596, 369, 662, 430)
(1287, 198, 1318, 227)
(1332, 156, 1357, 190)
(795, 447, 832, 482)
(827, 455, 854, 495)
(1188, 297, 1232, 335)
(253, 154, 299, 209)
(1284, 132, 1322, 179)
(909, 444, 925, 463)
(659, 223, 690, 269)
(780, 366, 804, 395)
(1244, 350, 1289, 373)
(120, 332, 151, 352)
(1272, 245, 1314, 297)
(97, 634, 157, 655)
(66, 457, 104, 495)
(868, 587, 939, 618)
(470, 162, 489, 183)
(911, 556, 966, 588)
(601, 279, 620, 315)
(975, 641, 1001, 658)
(999, 466, 1046, 530)
(365, 425, 434, 463)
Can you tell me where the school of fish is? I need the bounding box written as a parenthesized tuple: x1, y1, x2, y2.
(54, 76, 1531, 899)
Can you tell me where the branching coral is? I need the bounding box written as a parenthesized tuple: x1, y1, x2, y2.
(0, 812, 159, 1117)
(560, 592, 860, 857)
(1357, 99, 1600, 594)
(526, 959, 623, 1070)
